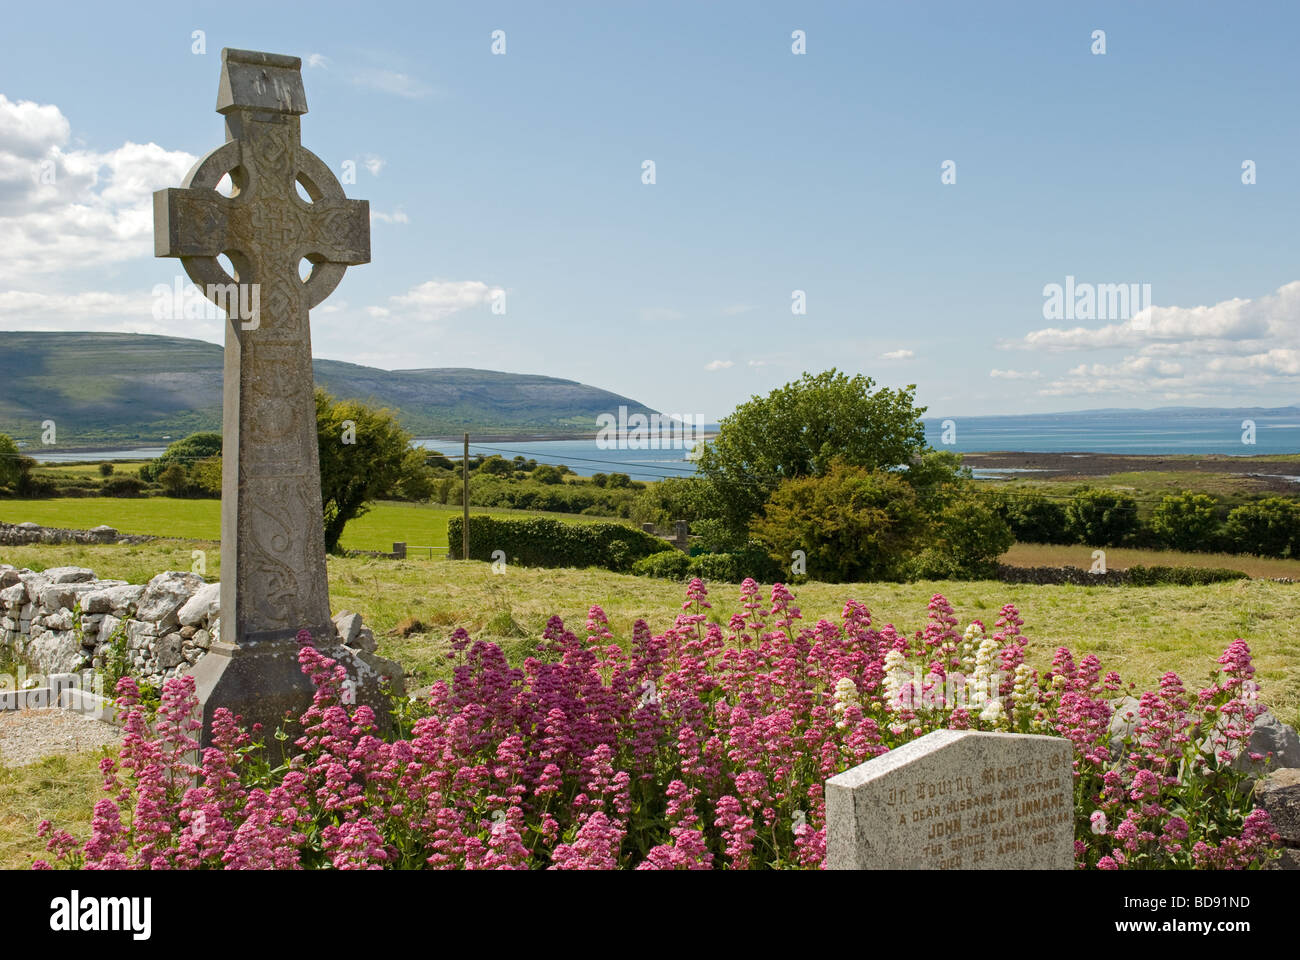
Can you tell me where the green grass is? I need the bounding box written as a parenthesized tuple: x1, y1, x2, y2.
(1002, 542, 1300, 580)
(3, 539, 1297, 723)
(0, 752, 105, 869)
(0, 497, 612, 554)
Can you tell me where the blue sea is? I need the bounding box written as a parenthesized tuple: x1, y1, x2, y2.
(33, 408, 1300, 483)
(413, 409, 1300, 482)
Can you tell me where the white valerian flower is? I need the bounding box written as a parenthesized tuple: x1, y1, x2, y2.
(1010, 662, 1036, 722)
(979, 698, 1004, 724)
(832, 677, 859, 729)
(882, 650, 910, 713)
(792, 809, 807, 835)
(968, 635, 999, 709)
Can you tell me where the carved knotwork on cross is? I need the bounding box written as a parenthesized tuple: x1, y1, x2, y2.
(153, 48, 369, 649)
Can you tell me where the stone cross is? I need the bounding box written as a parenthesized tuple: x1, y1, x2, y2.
(153, 48, 370, 739)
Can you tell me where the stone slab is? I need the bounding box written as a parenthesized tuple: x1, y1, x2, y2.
(825, 729, 1074, 870)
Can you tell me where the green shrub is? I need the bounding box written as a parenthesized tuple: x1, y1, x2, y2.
(532, 465, 563, 485)
(750, 463, 927, 583)
(1223, 498, 1300, 558)
(1125, 565, 1249, 586)
(687, 546, 784, 584)
(1065, 488, 1139, 547)
(101, 476, 146, 498)
(139, 432, 222, 482)
(632, 549, 692, 579)
(447, 515, 667, 572)
(921, 493, 1013, 580)
(1150, 493, 1221, 552)
(999, 493, 1070, 544)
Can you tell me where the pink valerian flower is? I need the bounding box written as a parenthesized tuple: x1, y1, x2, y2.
(35, 584, 1280, 873)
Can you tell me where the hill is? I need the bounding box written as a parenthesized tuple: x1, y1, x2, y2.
(0, 332, 656, 445)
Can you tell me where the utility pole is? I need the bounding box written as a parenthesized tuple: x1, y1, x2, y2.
(462, 432, 470, 560)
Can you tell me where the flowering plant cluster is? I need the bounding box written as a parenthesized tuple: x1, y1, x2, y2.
(35, 579, 1278, 870)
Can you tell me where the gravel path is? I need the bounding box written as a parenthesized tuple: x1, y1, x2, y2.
(0, 709, 122, 766)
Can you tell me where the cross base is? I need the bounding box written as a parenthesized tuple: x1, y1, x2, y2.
(189, 638, 404, 760)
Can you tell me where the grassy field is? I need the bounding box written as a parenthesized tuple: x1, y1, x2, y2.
(2, 539, 1296, 722)
(0, 752, 102, 869)
(1, 538, 1297, 868)
(0, 497, 610, 555)
(1002, 542, 1300, 580)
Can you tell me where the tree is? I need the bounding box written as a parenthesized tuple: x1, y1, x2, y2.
(1223, 498, 1300, 557)
(140, 432, 222, 482)
(189, 455, 223, 497)
(999, 492, 1069, 544)
(1150, 493, 1220, 552)
(606, 472, 631, 489)
(749, 462, 927, 583)
(158, 463, 189, 496)
(532, 464, 563, 485)
(1065, 489, 1139, 546)
(316, 389, 431, 552)
(98, 462, 114, 477)
(911, 492, 1014, 580)
(478, 455, 513, 476)
(696, 369, 929, 539)
(0, 433, 34, 495)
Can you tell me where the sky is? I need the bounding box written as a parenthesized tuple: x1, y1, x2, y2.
(1, 1, 1299, 422)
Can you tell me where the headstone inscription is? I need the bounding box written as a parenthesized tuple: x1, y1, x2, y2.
(825, 729, 1074, 869)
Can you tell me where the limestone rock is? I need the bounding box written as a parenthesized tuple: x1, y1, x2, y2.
(43, 566, 97, 584)
(156, 632, 185, 669)
(1235, 712, 1300, 776)
(333, 610, 362, 646)
(28, 628, 86, 674)
(1255, 767, 1300, 846)
(42, 609, 75, 631)
(178, 582, 220, 627)
(136, 572, 204, 632)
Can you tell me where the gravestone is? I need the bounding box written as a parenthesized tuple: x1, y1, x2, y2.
(825, 730, 1074, 869)
(154, 48, 393, 744)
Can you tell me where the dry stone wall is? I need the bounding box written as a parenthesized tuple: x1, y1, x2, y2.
(0, 521, 154, 547)
(0, 561, 379, 691)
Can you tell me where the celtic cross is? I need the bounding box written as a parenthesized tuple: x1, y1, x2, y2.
(153, 48, 369, 735)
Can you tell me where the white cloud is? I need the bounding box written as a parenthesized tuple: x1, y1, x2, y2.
(990, 368, 1041, 380)
(351, 68, 435, 99)
(1011, 282, 1300, 352)
(383, 279, 503, 319)
(0, 94, 195, 282)
(370, 208, 409, 224)
(704, 359, 733, 371)
(880, 349, 914, 360)
(1000, 281, 1300, 402)
(306, 53, 329, 69)
(362, 154, 385, 177)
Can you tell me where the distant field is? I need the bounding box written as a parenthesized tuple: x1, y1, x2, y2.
(1001, 542, 1300, 580)
(0, 497, 622, 554)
